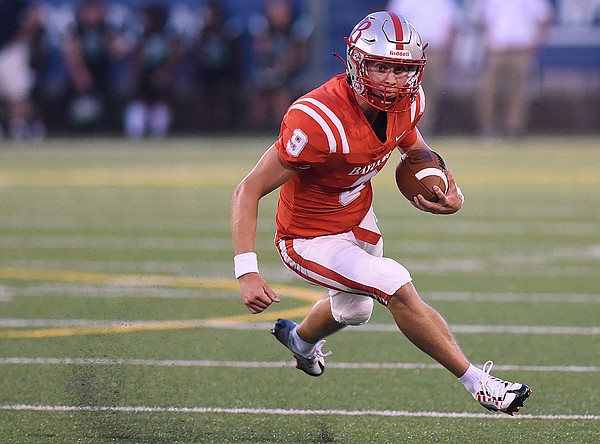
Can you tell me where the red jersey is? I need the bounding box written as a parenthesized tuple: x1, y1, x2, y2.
(275, 74, 425, 239)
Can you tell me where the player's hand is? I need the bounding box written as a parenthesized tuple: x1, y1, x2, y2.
(238, 273, 280, 314)
(411, 170, 463, 214)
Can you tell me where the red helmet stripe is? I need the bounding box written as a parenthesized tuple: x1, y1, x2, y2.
(388, 12, 404, 50)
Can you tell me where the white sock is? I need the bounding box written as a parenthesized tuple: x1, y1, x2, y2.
(459, 363, 485, 394)
(290, 328, 315, 357)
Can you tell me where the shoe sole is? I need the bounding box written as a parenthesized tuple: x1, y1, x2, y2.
(270, 322, 324, 377)
(482, 384, 532, 416)
(293, 354, 324, 377)
(504, 385, 532, 416)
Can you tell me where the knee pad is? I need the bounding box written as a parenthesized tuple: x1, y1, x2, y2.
(330, 292, 374, 326)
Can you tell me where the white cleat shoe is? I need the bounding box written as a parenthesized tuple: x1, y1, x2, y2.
(474, 361, 532, 415)
(270, 318, 329, 377)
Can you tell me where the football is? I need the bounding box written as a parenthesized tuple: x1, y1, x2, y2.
(395, 149, 448, 202)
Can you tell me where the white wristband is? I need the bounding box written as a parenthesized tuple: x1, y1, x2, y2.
(234, 252, 259, 279)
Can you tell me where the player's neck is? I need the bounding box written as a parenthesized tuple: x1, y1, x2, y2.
(357, 97, 380, 123)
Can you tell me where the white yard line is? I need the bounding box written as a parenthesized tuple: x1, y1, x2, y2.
(0, 235, 231, 251)
(3, 257, 600, 279)
(424, 291, 600, 304)
(2, 278, 600, 303)
(0, 284, 234, 299)
(0, 404, 597, 421)
(1, 318, 599, 335)
(0, 357, 598, 373)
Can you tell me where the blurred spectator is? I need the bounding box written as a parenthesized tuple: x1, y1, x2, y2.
(471, 0, 554, 137)
(192, 0, 244, 131)
(123, 3, 183, 138)
(61, 0, 130, 130)
(247, 0, 313, 131)
(0, 0, 46, 140)
(386, 0, 462, 135)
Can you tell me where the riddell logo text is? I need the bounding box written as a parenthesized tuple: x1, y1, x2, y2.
(389, 50, 411, 57)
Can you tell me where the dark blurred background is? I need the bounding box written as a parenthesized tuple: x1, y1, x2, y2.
(0, 0, 598, 140)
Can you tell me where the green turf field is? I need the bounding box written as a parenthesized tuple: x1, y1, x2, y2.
(0, 136, 598, 443)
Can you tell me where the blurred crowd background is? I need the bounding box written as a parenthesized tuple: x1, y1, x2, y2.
(0, 0, 599, 140)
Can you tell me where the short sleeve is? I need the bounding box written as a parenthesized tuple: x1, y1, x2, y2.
(397, 86, 425, 149)
(275, 107, 330, 169)
(397, 128, 418, 149)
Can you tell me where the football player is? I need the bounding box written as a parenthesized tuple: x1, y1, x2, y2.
(231, 11, 531, 415)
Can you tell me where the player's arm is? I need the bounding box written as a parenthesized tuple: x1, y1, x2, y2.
(401, 128, 464, 215)
(231, 144, 296, 314)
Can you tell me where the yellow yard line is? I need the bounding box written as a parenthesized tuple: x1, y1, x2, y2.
(0, 268, 320, 301)
(0, 267, 319, 339)
(0, 307, 314, 339)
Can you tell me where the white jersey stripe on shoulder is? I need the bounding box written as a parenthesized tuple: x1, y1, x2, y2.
(288, 103, 337, 153)
(297, 98, 350, 154)
(419, 87, 425, 115)
(410, 86, 425, 125)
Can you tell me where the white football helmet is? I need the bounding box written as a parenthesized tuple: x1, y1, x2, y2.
(346, 11, 426, 112)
